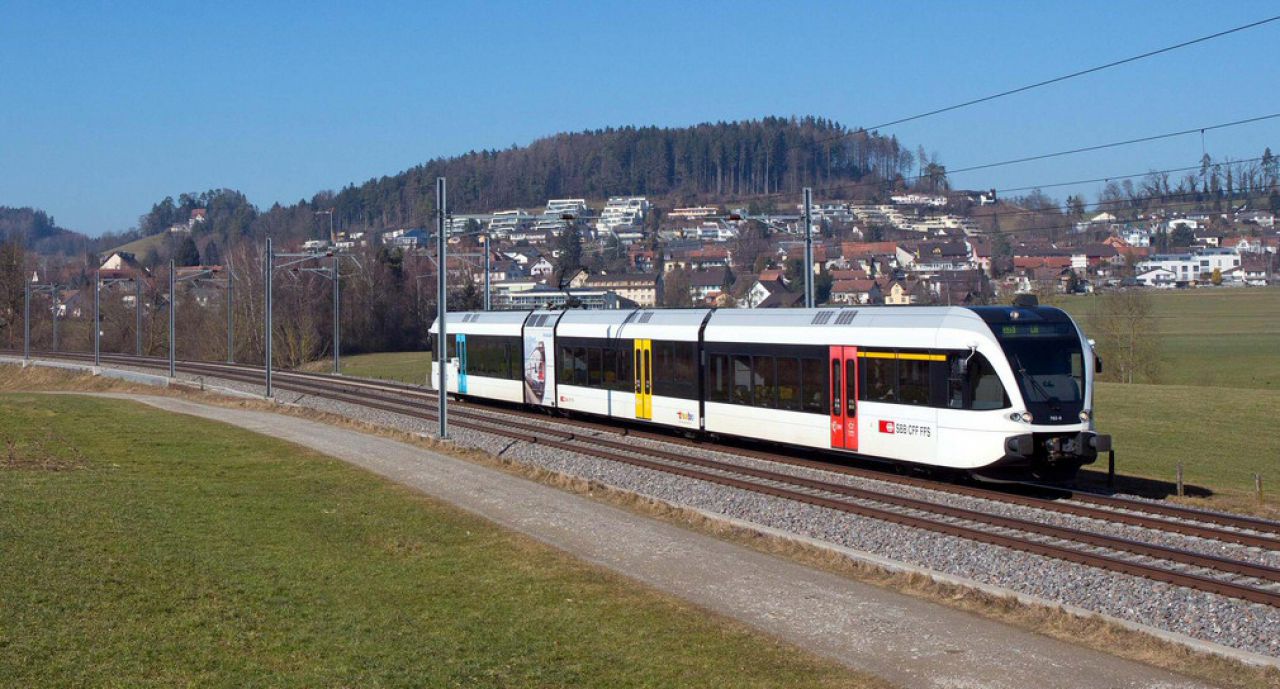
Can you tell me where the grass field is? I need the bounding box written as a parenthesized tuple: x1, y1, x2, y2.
(1089, 382, 1279, 512)
(1057, 287, 1280, 389)
(0, 393, 873, 688)
(105, 231, 167, 259)
(300, 351, 431, 385)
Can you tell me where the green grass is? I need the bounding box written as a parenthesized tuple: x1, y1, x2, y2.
(106, 231, 167, 259)
(300, 351, 432, 385)
(0, 394, 872, 688)
(1057, 287, 1280, 389)
(1089, 382, 1280, 508)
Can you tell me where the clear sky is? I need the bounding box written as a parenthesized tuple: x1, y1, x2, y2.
(2, 0, 1278, 236)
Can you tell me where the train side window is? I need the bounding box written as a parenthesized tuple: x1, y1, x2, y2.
(573, 347, 588, 386)
(619, 347, 633, 390)
(898, 358, 930, 406)
(776, 357, 800, 411)
(559, 346, 574, 384)
(707, 354, 730, 403)
(802, 358, 826, 414)
(732, 355, 752, 405)
(603, 345, 616, 386)
(969, 354, 1008, 410)
(845, 359, 858, 416)
(447, 337, 457, 361)
(587, 347, 602, 387)
(830, 358, 842, 414)
(752, 356, 777, 408)
(949, 353, 1009, 410)
(864, 357, 897, 403)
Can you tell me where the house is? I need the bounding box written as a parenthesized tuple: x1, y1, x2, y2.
(1135, 268, 1177, 288)
(583, 272, 662, 307)
(883, 278, 926, 305)
(596, 197, 649, 238)
(829, 278, 883, 305)
(98, 252, 148, 279)
(910, 240, 973, 273)
(687, 266, 732, 303)
(528, 257, 555, 278)
(740, 275, 801, 308)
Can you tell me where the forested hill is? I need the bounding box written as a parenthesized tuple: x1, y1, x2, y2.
(82, 117, 923, 257)
(0, 207, 87, 255)
(328, 116, 918, 228)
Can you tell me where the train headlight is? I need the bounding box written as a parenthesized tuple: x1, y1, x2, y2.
(1009, 411, 1033, 423)
(1079, 410, 1091, 422)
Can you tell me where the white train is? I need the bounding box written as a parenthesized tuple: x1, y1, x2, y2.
(430, 303, 1111, 480)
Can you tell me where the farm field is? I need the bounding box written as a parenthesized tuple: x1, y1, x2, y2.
(299, 350, 431, 385)
(0, 393, 872, 688)
(1057, 287, 1280, 389)
(1088, 382, 1279, 512)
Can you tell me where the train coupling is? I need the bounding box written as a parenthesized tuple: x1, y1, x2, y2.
(1005, 431, 1110, 462)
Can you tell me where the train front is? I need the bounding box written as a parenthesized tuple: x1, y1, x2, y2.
(970, 305, 1112, 481)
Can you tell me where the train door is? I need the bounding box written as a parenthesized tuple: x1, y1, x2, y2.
(456, 334, 468, 394)
(634, 339, 652, 420)
(829, 346, 858, 450)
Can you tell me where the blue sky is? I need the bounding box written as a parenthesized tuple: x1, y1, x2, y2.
(2, 1, 1278, 235)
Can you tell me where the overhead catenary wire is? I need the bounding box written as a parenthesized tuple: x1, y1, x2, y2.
(745, 113, 1280, 204)
(813, 14, 1280, 144)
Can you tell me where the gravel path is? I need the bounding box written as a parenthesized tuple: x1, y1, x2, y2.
(32, 360, 1280, 659)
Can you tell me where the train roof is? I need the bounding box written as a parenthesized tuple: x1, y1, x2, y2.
(428, 310, 530, 336)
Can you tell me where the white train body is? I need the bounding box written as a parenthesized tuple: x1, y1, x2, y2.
(431, 305, 1110, 479)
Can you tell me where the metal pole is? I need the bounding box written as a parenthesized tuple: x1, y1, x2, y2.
(52, 286, 59, 352)
(23, 279, 30, 361)
(94, 269, 101, 366)
(226, 268, 234, 364)
(483, 235, 491, 311)
(436, 177, 448, 439)
(135, 275, 142, 356)
(332, 253, 340, 375)
(168, 260, 175, 378)
(803, 187, 814, 308)
(1106, 449, 1115, 490)
(265, 238, 273, 398)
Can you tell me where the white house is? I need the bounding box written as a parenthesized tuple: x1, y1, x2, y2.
(1135, 268, 1177, 288)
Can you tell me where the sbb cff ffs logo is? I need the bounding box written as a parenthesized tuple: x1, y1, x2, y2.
(879, 420, 895, 434)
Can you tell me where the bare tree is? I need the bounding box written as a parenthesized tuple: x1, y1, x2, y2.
(1086, 290, 1161, 384)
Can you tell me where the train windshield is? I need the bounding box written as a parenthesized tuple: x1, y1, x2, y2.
(992, 322, 1085, 424)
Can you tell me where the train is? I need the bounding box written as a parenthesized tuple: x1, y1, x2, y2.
(429, 302, 1111, 481)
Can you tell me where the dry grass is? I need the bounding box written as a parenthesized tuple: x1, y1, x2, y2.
(3, 362, 1277, 688)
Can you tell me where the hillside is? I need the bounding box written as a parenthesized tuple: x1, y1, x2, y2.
(108, 117, 922, 258)
(0, 207, 88, 255)
(327, 116, 916, 229)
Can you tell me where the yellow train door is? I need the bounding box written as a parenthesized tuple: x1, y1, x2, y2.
(634, 339, 652, 420)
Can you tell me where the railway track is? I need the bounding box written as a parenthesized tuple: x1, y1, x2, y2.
(9, 349, 1280, 608)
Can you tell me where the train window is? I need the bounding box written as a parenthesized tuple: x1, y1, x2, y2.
(898, 358, 930, 406)
(618, 347, 633, 391)
(732, 355, 752, 405)
(447, 337, 457, 361)
(573, 347, 588, 386)
(845, 359, 857, 416)
(802, 358, 826, 414)
(603, 345, 617, 387)
(674, 343, 697, 394)
(559, 346, 572, 384)
(776, 357, 800, 411)
(948, 353, 1009, 410)
(830, 358, 842, 414)
(587, 347, 602, 386)
(863, 357, 897, 403)
(752, 356, 777, 408)
(707, 354, 730, 403)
